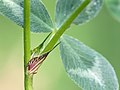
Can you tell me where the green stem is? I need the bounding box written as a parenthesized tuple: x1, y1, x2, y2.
(24, 0, 32, 90)
(42, 0, 91, 53)
(25, 75, 33, 90)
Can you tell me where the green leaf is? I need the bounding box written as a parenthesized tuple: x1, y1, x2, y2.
(59, 35, 119, 90)
(55, 0, 103, 29)
(0, 0, 53, 33)
(105, 0, 120, 22)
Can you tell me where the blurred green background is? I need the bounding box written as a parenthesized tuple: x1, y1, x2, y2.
(0, 0, 120, 90)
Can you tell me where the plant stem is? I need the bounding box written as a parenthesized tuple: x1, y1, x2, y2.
(42, 0, 91, 53)
(24, 0, 32, 90)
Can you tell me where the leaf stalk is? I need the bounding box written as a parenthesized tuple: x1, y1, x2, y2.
(42, 0, 91, 53)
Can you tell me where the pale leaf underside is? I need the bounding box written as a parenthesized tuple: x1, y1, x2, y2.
(0, 0, 53, 33)
(60, 35, 119, 90)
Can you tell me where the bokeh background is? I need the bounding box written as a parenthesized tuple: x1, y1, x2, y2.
(0, 0, 120, 90)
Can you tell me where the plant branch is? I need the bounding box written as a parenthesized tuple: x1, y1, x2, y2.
(24, 0, 32, 90)
(42, 0, 91, 53)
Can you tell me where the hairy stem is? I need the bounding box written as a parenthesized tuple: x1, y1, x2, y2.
(24, 0, 32, 90)
(42, 0, 91, 53)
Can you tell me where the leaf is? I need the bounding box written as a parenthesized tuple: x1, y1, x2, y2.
(105, 0, 120, 22)
(0, 0, 53, 33)
(55, 0, 103, 29)
(59, 35, 119, 90)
